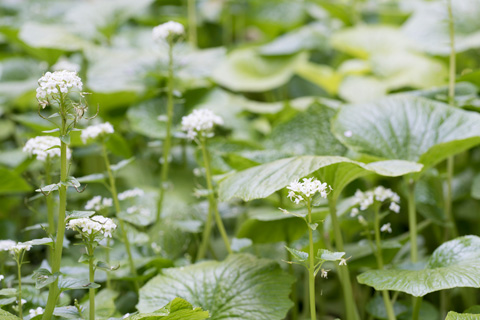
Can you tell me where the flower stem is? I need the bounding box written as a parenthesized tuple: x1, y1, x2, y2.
(306, 200, 316, 320)
(406, 177, 418, 263)
(16, 253, 23, 319)
(87, 244, 95, 320)
(197, 137, 231, 257)
(373, 206, 396, 320)
(42, 96, 69, 320)
(45, 157, 55, 264)
(328, 198, 360, 320)
(157, 37, 175, 221)
(412, 297, 422, 320)
(188, 0, 197, 47)
(445, 0, 458, 241)
(102, 143, 139, 292)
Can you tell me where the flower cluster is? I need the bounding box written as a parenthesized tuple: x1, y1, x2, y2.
(67, 216, 117, 239)
(152, 21, 185, 43)
(350, 186, 400, 216)
(23, 136, 72, 161)
(181, 109, 224, 140)
(0, 240, 32, 254)
(29, 307, 44, 317)
(286, 178, 331, 204)
(81, 122, 114, 143)
(36, 71, 83, 107)
(85, 196, 113, 211)
(118, 188, 144, 201)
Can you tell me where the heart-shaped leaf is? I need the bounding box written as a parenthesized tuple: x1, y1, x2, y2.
(0, 309, 21, 320)
(137, 254, 294, 320)
(212, 48, 307, 92)
(446, 311, 480, 320)
(332, 96, 480, 172)
(219, 155, 422, 201)
(129, 297, 209, 320)
(357, 235, 480, 297)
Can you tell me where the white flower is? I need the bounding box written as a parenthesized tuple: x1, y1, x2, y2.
(23, 136, 72, 161)
(320, 269, 329, 279)
(36, 71, 83, 107)
(389, 202, 400, 213)
(18, 299, 26, 305)
(118, 188, 144, 201)
(181, 109, 223, 140)
(81, 122, 114, 143)
(67, 215, 117, 238)
(52, 59, 80, 72)
(0, 240, 17, 251)
(152, 21, 185, 43)
(339, 258, 347, 266)
(286, 178, 330, 204)
(350, 207, 359, 217)
(85, 196, 113, 211)
(380, 223, 392, 233)
(123, 313, 131, 319)
(29, 307, 44, 317)
(0, 275, 4, 281)
(344, 130, 353, 137)
(353, 186, 400, 212)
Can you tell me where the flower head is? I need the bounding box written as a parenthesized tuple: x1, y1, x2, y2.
(0, 240, 18, 252)
(0, 241, 32, 254)
(29, 307, 44, 317)
(152, 21, 185, 43)
(380, 223, 392, 233)
(286, 178, 331, 204)
(181, 109, 223, 140)
(352, 186, 400, 213)
(67, 215, 117, 239)
(118, 188, 144, 201)
(85, 196, 113, 211)
(0, 275, 4, 281)
(81, 122, 114, 144)
(36, 70, 83, 107)
(23, 136, 72, 161)
(320, 269, 329, 279)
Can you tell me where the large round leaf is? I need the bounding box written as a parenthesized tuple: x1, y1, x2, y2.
(402, 0, 480, 55)
(219, 155, 422, 201)
(332, 96, 480, 171)
(357, 235, 480, 297)
(446, 312, 480, 320)
(129, 298, 209, 320)
(212, 48, 307, 92)
(137, 254, 294, 320)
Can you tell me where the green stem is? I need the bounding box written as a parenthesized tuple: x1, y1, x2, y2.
(199, 137, 231, 255)
(445, 0, 458, 241)
(329, 198, 360, 320)
(157, 38, 175, 221)
(42, 96, 69, 320)
(406, 178, 418, 263)
(306, 200, 316, 320)
(45, 157, 55, 265)
(188, 0, 197, 47)
(16, 254, 23, 319)
(105, 238, 111, 290)
(373, 206, 396, 320)
(286, 236, 298, 320)
(196, 206, 214, 260)
(412, 297, 422, 320)
(102, 143, 139, 291)
(88, 244, 95, 320)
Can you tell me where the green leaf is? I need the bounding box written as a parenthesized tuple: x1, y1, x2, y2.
(445, 311, 480, 320)
(129, 297, 209, 320)
(96, 261, 120, 272)
(295, 62, 342, 95)
(318, 249, 345, 261)
(471, 174, 480, 200)
(18, 22, 91, 51)
(127, 100, 166, 139)
(76, 173, 106, 183)
(212, 48, 307, 92)
(403, 1, 480, 55)
(66, 210, 96, 220)
(53, 306, 83, 319)
(32, 268, 60, 289)
(285, 246, 309, 262)
(59, 278, 101, 291)
(137, 254, 294, 320)
(332, 96, 480, 172)
(357, 236, 480, 297)
(219, 155, 422, 201)
(84, 289, 119, 319)
(0, 167, 31, 194)
(0, 309, 21, 319)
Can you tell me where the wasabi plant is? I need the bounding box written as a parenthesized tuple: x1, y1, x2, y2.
(23, 136, 72, 260)
(350, 186, 401, 320)
(152, 21, 185, 220)
(81, 122, 139, 290)
(181, 109, 231, 259)
(67, 215, 117, 320)
(35, 70, 92, 320)
(280, 178, 346, 320)
(0, 241, 31, 318)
